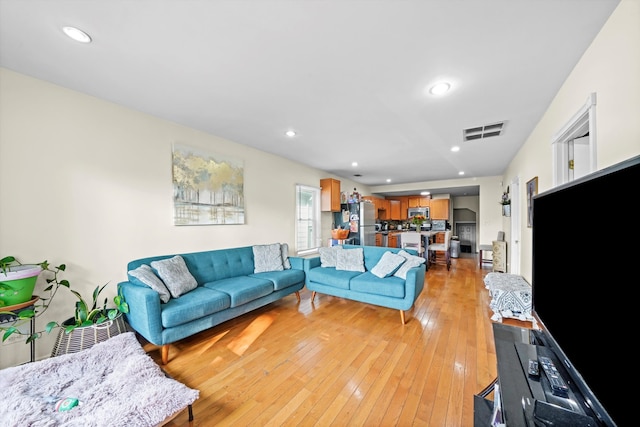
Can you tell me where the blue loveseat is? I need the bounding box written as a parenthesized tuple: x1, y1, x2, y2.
(118, 244, 304, 364)
(303, 245, 425, 324)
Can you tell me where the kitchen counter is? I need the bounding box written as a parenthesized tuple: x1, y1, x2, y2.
(376, 230, 445, 248)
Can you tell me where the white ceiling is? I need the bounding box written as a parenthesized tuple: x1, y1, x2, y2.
(0, 0, 620, 197)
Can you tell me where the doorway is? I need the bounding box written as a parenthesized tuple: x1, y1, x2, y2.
(553, 93, 597, 186)
(456, 222, 476, 253)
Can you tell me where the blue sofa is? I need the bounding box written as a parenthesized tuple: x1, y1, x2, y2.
(118, 245, 305, 364)
(304, 245, 425, 324)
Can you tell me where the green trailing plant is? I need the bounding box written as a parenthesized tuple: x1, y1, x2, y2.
(61, 283, 128, 333)
(500, 191, 511, 205)
(0, 256, 128, 343)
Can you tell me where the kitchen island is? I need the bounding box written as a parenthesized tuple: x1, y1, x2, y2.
(376, 230, 442, 248)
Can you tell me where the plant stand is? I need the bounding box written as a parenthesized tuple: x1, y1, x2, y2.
(0, 295, 39, 362)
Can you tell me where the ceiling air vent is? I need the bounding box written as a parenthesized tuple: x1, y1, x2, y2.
(464, 122, 505, 142)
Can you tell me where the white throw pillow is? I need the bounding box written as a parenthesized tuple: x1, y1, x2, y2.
(281, 243, 292, 270)
(253, 243, 284, 273)
(319, 246, 343, 268)
(335, 248, 365, 272)
(393, 250, 426, 279)
(371, 251, 406, 278)
(150, 255, 198, 298)
(128, 264, 171, 303)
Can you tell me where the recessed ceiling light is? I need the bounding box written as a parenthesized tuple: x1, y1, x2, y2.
(386, 178, 391, 183)
(285, 130, 296, 137)
(62, 26, 92, 43)
(451, 146, 460, 152)
(458, 171, 465, 176)
(351, 162, 358, 167)
(429, 82, 451, 96)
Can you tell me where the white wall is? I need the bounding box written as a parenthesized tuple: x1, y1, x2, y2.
(0, 68, 351, 366)
(503, 0, 640, 282)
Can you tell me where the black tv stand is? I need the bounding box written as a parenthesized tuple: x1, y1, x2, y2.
(473, 323, 601, 427)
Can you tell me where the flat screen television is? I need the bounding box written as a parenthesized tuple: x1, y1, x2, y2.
(532, 154, 640, 426)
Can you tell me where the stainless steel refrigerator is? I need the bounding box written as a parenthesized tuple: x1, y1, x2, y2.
(333, 201, 376, 246)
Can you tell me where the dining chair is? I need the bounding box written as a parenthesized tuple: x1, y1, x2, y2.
(400, 232, 425, 259)
(428, 230, 452, 270)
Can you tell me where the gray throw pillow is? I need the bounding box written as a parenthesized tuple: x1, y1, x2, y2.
(371, 251, 406, 278)
(393, 250, 426, 279)
(253, 243, 284, 273)
(150, 255, 198, 298)
(281, 243, 292, 269)
(335, 248, 365, 272)
(128, 264, 171, 303)
(319, 246, 342, 268)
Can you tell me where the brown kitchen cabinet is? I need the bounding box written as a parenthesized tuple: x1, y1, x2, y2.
(320, 178, 341, 212)
(363, 196, 388, 219)
(399, 198, 409, 220)
(375, 233, 382, 246)
(430, 199, 450, 220)
(408, 197, 430, 208)
(387, 232, 399, 248)
(386, 196, 409, 220)
(389, 200, 401, 220)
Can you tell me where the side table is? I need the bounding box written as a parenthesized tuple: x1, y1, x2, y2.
(0, 295, 39, 363)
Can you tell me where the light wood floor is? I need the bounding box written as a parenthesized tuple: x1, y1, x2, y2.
(145, 254, 531, 427)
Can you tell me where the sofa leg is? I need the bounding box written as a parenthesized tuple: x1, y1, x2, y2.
(311, 291, 317, 302)
(295, 291, 301, 302)
(399, 310, 406, 325)
(161, 344, 170, 365)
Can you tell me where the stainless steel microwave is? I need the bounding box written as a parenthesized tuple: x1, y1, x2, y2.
(407, 207, 429, 219)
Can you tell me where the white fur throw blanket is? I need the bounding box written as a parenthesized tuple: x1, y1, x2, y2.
(0, 332, 198, 427)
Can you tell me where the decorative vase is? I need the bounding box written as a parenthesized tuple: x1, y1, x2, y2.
(50, 313, 131, 357)
(0, 265, 42, 307)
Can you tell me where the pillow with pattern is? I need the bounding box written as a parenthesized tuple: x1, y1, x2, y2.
(319, 246, 343, 268)
(335, 247, 365, 272)
(253, 243, 284, 273)
(393, 250, 426, 279)
(150, 255, 198, 298)
(128, 264, 171, 303)
(280, 242, 292, 269)
(370, 251, 406, 278)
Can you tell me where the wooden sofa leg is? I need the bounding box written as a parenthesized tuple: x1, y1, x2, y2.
(161, 344, 170, 365)
(295, 291, 301, 302)
(311, 291, 317, 302)
(399, 310, 406, 324)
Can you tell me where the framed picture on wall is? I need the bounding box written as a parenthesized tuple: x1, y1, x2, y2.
(526, 176, 538, 227)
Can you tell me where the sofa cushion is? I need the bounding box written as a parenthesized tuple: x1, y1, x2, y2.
(250, 269, 304, 291)
(319, 246, 342, 267)
(307, 267, 360, 290)
(151, 255, 198, 298)
(393, 250, 426, 279)
(281, 243, 292, 269)
(350, 272, 407, 298)
(335, 248, 365, 272)
(160, 287, 231, 328)
(253, 243, 284, 273)
(203, 276, 274, 307)
(370, 251, 406, 278)
(128, 264, 171, 303)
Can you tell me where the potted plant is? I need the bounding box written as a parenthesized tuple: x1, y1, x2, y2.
(411, 214, 427, 229)
(50, 282, 129, 357)
(0, 257, 129, 354)
(498, 189, 511, 216)
(0, 256, 44, 307)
